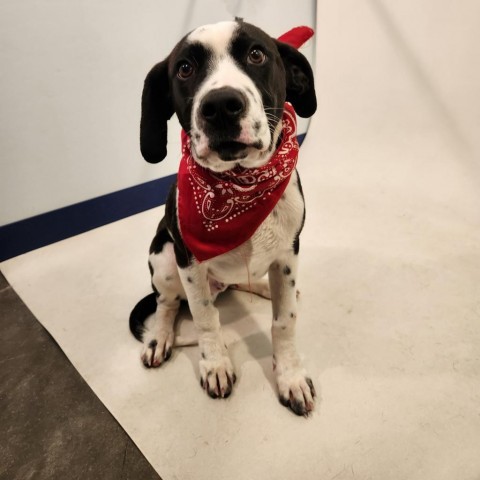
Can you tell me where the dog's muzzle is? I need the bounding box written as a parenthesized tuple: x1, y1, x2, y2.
(198, 87, 259, 161)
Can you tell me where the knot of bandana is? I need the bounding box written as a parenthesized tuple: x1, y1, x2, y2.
(177, 102, 299, 262)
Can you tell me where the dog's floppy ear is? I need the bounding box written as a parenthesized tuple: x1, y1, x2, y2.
(140, 58, 175, 163)
(275, 41, 317, 118)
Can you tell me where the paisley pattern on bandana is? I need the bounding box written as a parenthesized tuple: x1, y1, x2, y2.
(177, 102, 299, 262)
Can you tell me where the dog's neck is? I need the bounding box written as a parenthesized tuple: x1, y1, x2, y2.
(177, 103, 299, 262)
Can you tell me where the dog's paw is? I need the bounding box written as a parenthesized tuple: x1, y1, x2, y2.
(141, 332, 174, 368)
(276, 368, 316, 417)
(199, 356, 236, 399)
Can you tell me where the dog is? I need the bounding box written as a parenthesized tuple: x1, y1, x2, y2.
(130, 19, 317, 416)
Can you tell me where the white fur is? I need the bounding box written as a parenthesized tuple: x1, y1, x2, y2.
(187, 21, 237, 56)
(202, 171, 304, 285)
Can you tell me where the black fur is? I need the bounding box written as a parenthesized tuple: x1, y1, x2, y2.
(140, 60, 174, 163)
(163, 182, 193, 268)
(293, 173, 306, 255)
(274, 40, 316, 118)
(149, 217, 172, 254)
(129, 292, 157, 341)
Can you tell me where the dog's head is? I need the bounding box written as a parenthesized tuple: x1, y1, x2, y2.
(140, 20, 316, 172)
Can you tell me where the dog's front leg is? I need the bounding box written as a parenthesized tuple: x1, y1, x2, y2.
(178, 262, 236, 399)
(269, 256, 316, 416)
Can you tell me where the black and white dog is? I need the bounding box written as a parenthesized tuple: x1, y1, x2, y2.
(130, 20, 317, 416)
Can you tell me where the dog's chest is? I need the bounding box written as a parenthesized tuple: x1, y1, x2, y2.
(205, 170, 304, 285)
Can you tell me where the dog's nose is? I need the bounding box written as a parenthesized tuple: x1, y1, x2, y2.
(199, 88, 247, 125)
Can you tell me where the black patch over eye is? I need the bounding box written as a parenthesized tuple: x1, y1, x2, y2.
(177, 61, 194, 79)
(247, 47, 266, 65)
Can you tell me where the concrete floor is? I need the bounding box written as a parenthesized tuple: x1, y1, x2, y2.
(0, 273, 161, 480)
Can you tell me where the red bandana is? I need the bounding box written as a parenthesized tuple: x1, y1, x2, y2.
(177, 102, 299, 262)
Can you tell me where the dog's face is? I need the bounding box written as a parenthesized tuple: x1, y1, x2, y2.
(172, 21, 287, 172)
(140, 20, 316, 172)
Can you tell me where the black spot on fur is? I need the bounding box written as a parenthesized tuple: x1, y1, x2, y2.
(293, 235, 300, 255)
(143, 359, 152, 369)
(283, 265, 291, 275)
(203, 299, 210, 306)
(187, 276, 193, 283)
(293, 173, 306, 255)
(164, 182, 193, 268)
(290, 279, 296, 287)
(149, 217, 172, 254)
(290, 312, 296, 318)
(208, 389, 219, 400)
(175, 295, 181, 301)
(149, 339, 158, 348)
(279, 395, 308, 416)
(148, 261, 154, 276)
(306, 377, 316, 397)
(290, 398, 307, 416)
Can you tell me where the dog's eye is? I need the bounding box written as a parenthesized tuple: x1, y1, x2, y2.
(247, 48, 266, 65)
(177, 61, 194, 79)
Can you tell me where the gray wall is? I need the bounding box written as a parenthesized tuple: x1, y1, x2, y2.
(0, 0, 316, 226)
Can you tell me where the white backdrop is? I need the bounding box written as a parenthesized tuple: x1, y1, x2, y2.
(0, 0, 315, 226)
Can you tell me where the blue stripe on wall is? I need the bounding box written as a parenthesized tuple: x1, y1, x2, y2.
(0, 133, 307, 262)
(0, 174, 177, 262)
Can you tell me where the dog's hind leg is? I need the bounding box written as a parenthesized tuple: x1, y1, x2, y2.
(141, 243, 186, 368)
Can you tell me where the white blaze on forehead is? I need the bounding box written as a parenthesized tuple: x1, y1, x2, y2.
(187, 21, 238, 55)
(199, 57, 257, 94)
